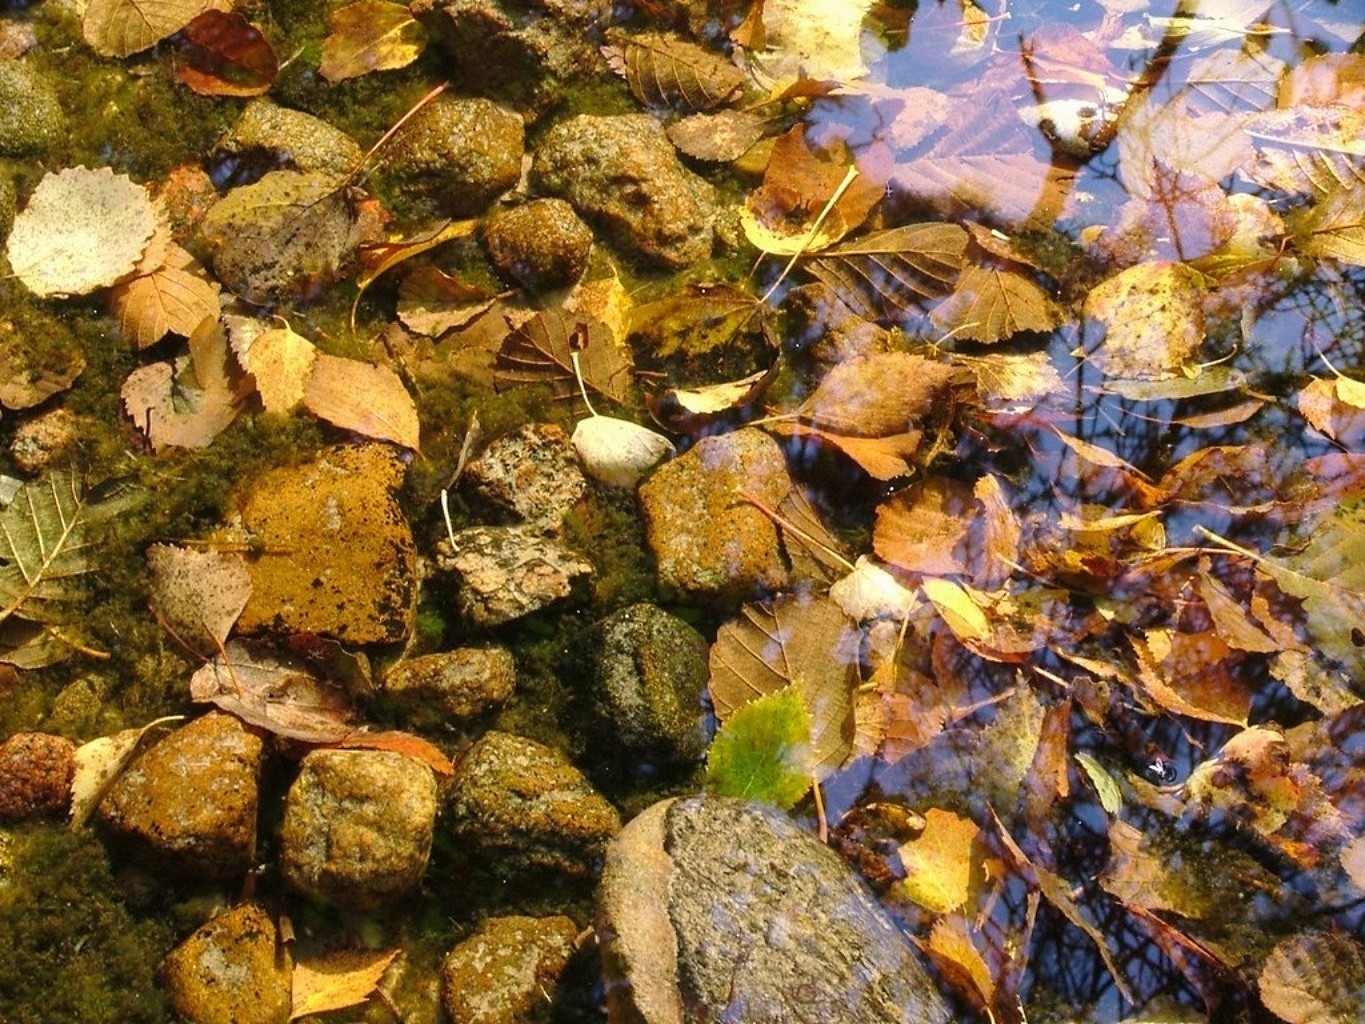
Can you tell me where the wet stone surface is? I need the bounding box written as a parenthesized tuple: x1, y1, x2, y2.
(441, 914, 580, 1024)
(436, 524, 593, 628)
(0, 59, 63, 157)
(212, 98, 363, 183)
(160, 902, 292, 1024)
(0, 731, 74, 823)
(484, 198, 594, 291)
(280, 748, 438, 909)
(96, 712, 262, 881)
(461, 422, 588, 533)
(381, 646, 518, 731)
(597, 795, 954, 1024)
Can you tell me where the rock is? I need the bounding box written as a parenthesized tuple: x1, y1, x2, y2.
(446, 731, 620, 877)
(441, 914, 579, 1024)
(161, 902, 292, 1024)
(377, 97, 523, 220)
(381, 647, 517, 731)
(8, 406, 85, 473)
(280, 748, 438, 909)
(0, 732, 75, 822)
(637, 428, 791, 605)
(223, 443, 418, 644)
(436, 525, 592, 628)
(410, 0, 609, 118)
(0, 60, 63, 156)
(531, 115, 717, 269)
(212, 99, 364, 183)
(597, 796, 954, 1024)
(96, 712, 263, 881)
(461, 422, 587, 533)
(589, 604, 709, 770)
(484, 198, 593, 291)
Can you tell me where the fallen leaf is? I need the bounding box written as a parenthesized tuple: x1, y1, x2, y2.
(302, 353, 420, 450)
(666, 109, 769, 162)
(290, 948, 400, 1020)
(1296, 181, 1365, 267)
(1259, 932, 1365, 1024)
(146, 543, 252, 653)
(873, 476, 974, 576)
(923, 915, 996, 1014)
(891, 807, 980, 913)
(646, 364, 778, 434)
(922, 577, 991, 643)
(704, 686, 813, 809)
(606, 29, 746, 112)
(928, 262, 1062, 344)
(108, 244, 222, 349)
(494, 309, 633, 409)
(334, 731, 454, 779)
(121, 315, 239, 450)
(1082, 261, 1206, 380)
(629, 283, 764, 358)
(828, 555, 919, 622)
(173, 9, 277, 97)
(232, 322, 317, 414)
(319, 0, 427, 83)
(396, 265, 500, 338)
(83, 0, 220, 57)
(769, 422, 922, 481)
(7, 166, 157, 297)
(797, 351, 958, 437)
(1131, 628, 1253, 725)
(0, 316, 86, 409)
(743, 0, 876, 85)
(806, 223, 967, 323)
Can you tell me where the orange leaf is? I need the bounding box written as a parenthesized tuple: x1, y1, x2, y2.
(290, 948, 399, 1020)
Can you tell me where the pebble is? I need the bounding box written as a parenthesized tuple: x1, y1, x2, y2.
(436, 525, 593, 628)
(484, 198, 593, 291)
(461, 422, 587, 533)
(212, 98, 363, 183)
(441, 914, 580, 1024)
(381, 646, 518, 731)
(0, 731, 75, 823)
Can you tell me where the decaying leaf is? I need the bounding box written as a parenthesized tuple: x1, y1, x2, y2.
(146, 543, 252, 652)
(495, 309, 633, 408)
(667, 109, 769, 162)
(1258, 931, 1365, 1024)
(647, 364, 778, 434)
(83, 0, 220, 57)
(890, 807, 980, 913)
(7, 166, 158, 297)
(806, 224, 968, 323)
(708, 593, 858, 778)
(607, 30, 746, 112)
(121, 315, 240, 450)
(629, 283, 764, 358)
(1082, 261, 1207, 380)
(705, 686, 813, 809)
(302, 353, 420, 450)
(173, 9, 278, 97)
(396, 265, 501, 338)
(108, 244, 222, 349)
(291, 948, 400, 1020)
(319, 0, 427, 83)
(741, 0, 876, 85)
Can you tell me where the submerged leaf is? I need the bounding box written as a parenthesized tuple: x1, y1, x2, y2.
(1258, 932, 1365, 1024)
(146, 543, 252, 653)
(302, 353, 420, 450)
(83, 0, 219, 57)
(705, 687, 813, 809)
(319, 0, 427, 83)
(608, 30, 746, 112)
(495, 309, 633, 408)
(806, 224, 967, 323)
(121, 315, 239, 450)
(173, 9, 277, 97)
(291, 948, 400, 1020)
(108, 244, 222, 349)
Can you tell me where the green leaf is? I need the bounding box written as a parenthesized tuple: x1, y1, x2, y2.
(705, 687, 813, 809)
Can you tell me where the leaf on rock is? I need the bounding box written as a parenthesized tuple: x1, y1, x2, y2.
(291, 948, 400, 1020)
(495, 309, 633, 409)
(302, 353, 420, 450)
(232, 321, 317, 414)
(83, 0, 219, 57)
(708, 592, 858, 778)
(108, 244, 222, 349)
(333, 731, 453, 778)
(1082, 261, 1206, 380)
(606, 29, 746, 112)
(121, 315, 239, 451)
(69, 716, 183, 828)
(890, 807, 980, 913)
(146, 543, 252, 653)
(1259, 932, 1365, 1024)
(704, 686, 813, 809)
(173, 9, 277, 97)
(667, 109, 769, 162)
(806, 224, 967, 323)
(7, 166, 157, 298)
(928, 261, 1062, 344)
(319, 0, 427, 83)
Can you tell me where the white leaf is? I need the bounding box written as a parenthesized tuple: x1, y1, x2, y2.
(829, 555, 919, 621)
(571, 415, 674, 488)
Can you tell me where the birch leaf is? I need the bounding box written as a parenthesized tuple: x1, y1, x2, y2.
(1259, 932, 1365, 1024)
(704, 686, 813, 809)
(233, 323, 317, 414)
(806, 224, 967, 323)
(302, 353, 420, 450)
(290, 948, 400, 1020)
(69, 716, 183, 828)
(607, 29, 746, 113)
(319, 0, 427, 83)
(83, 0, 220, 57)
(928, 262, 1062, 344)
(146, 543, 252, 653)
(108, 244, 222, 349)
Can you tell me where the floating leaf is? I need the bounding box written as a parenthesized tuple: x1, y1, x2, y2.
(1296, 181, 1365, 267)
(873, 476, 974, 576)
(647, 364, 778, 434)
(494, 309, 633, 408)
(302, 353, 420, 450)
(629, 283, 764, 358)
(890, 807, 980, 913)
(108, 244, 222, 349)
(922, 577, 991, 642)
(806, 223, 967, 323)
(291, 948, 400, 1020)
(769, 422, 922, 481)
(928, 262, 1062, 344)
(6, 166, 157, 297)
(708, 593, 858, 778)
(319, 0, 427, 83)
(797, 351, 957, 437)
(1074, 751, 1123, 815)
(146, 543, 252, 653)
(83, 0, 219, 57)
(607, 29, 746, 112)
(742, 0, 876, 85)
(1082, 261, 1206, 380)
(705, 686, 813, 809)
(1259, 932, 1365, 1024)
(173, 9, 277, 97)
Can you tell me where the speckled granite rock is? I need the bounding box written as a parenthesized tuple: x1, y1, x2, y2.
(445, 731, 620, 877)
(597, 796, 954, 1024)
(441, 914, 579, 1024)
(637, 428, 791, 605)
(436, 525, 593, 627)
(381, 646, 517, 731)
(161, 903, 292, 1024)
(280, 748, 438, 909)
(484, 199, 593, 291)
(461, 423, 587, 533)
(221, 443, 418, 644)
(95, 712, 262, 880)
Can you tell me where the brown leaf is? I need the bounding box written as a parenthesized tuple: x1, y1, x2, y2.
(667, 109, 769, 162)
(1259, 932, 1365, 1024)
(1296, 181, 1365, 268)
(928, 262, 1061, 344)
(873, 476, 974, 576)
(302, 353, 420, 450)
(922, 915, 996, 1015)
(607, 29, 746, 112)
(797, 351, 957, 437)
(334, 731, 454, 778)
(291, 948, 400, 1020)
(396, 265, 500, 338)
(173, 9, 277, 97)
(83, 0, 222, 57)
(494, 309, 633, 409)
(629, 282, 764, 358)
(708, 593, 859, 778)
(1131, 628, 1253, 725)
(319, 0, 427, 83)
(1082, 261, 1206, 380)
(769, 422, 921, 481)
(121, 316, 239, 450)
(108, 244, 222, 349)
(147, 544, 251, 653)
(1196, 571, 1280, 654)
(647, 364, 778, 434)
(806, 223, 967, 323)
(1242, 106, 1365, 198)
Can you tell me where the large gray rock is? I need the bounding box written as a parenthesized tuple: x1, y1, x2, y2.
(589, 603, 709, 769)
(280, 749, 438, 909)
(597, 796, 954, 1024)
(0, 60, 63, 156)
(531, 114, 717, 269)
(441, 914, 579, 1024)
(213, 99, 363, 181)
(161, 903, 292, 1024)
(446, 730, 620, 877)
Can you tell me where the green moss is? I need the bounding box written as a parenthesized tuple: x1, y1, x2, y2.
(0, 827, 175, 1024)
(561, 489, 658, 613)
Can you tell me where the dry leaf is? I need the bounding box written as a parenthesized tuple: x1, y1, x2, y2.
(83, 0, 221, 57)
(647, 364, 778, 434)
(923, 915, 996, 1013)
(769, 422, 922, 481)
(291, 948, 400, 1020)
(667, 109, 769, 162)
(233, 323, 317, 414)
(108, 244, 222, 349)
(829, 556, 919, 622)
(921, 577, 991, 642)
(396, 265, 500, 338)
(873, 476, 974, 576)
(1258, 932, 1365, 1024)
(891, 807, 980, 913)
(146, 544, 252, 652)
(302, 353, 420, 450)
(7, 166, 157, 297)
(319, 0, 427, 83)
(121, 315, 240, 450)
(798, 351, 957, 437)
(607, 29, 746, 112)
(173, 9, 277, 97)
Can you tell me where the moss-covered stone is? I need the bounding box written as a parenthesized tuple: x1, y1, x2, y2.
(0, 60, 63, 156)
(440, 914, 579, 1024)
(160, 903, 291, 1024)
(484, 198, 593, 291)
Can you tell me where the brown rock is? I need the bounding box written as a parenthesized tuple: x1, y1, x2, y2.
(382, 647, 517, 731)
(0, 731, 75, 822)
(637, 428, 791, 605)
(441, 914, 579, 1024)
(225, 443, 418, 644)
(484, 199, 593, 291)
(96, 712, 262, 880)
(161, 903, 292, 1024)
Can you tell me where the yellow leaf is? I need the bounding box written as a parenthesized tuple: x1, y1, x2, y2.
(302, 353, 421, 450)
(319, 0, 427, 83)
(891, 807, 980, 913)
(69, 717, 184, 828)
(921, 576, 990, 642)
(1335, 375, 1365, 409)
(290, 948, 399, 1019)
(234, 324, 318, 415)
(924, 915, 995, 1010)
(1074, 751, 1122, 815)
